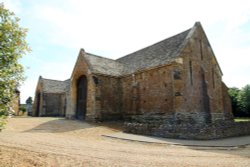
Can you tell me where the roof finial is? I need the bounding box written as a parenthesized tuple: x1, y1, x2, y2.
(194, 21, 201, 27)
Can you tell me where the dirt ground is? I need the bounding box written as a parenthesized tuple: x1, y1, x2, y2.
(0, 117, 249, 167)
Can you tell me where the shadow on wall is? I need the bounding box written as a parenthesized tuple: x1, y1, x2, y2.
(24, 118, 123, 133)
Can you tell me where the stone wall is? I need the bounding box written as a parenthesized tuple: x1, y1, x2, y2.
(32, 93, 39, 116)
(95, 75, 122, 121)
(124, 114, 250, 140)
(221, 82, 233, 120)
(180, 36, 218, 117)
(166, 25, 234, 123)
(66, 51, 123, 121)
(120, 25, 233, 124)
(121, 65, 174, 117)
(66, 51, 97, 120)
(32, 79, 42, 117)
(123, 29, 237, 139)
(41, 93, 65, 117)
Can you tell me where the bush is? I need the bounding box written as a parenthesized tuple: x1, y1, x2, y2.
(20, 105, 26, 112)
(228, 85, 250, 117)
(0, 115, 7, 130)
(0, 108, 8, 130)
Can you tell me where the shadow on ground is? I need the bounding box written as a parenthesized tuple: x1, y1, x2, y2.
(21, 117, 250, 158)
(24, 117, 123, 133)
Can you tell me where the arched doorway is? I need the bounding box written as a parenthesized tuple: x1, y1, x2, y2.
(35, 92, 40, 117)
(76, 75, 87, 120)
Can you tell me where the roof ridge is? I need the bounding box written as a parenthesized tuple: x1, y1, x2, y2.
(41, 78, 67, 82)
(85, 51, 127, 67)
(85, 52, 116, 62)
(64, 79, 70, 82)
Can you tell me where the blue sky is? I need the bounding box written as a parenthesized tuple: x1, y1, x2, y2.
(2, 0, 250, 103)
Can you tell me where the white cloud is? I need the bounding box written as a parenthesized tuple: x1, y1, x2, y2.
(29, 0, 250, 56)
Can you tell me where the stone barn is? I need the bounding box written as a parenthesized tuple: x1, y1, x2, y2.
(32, 76, 70, 117)
(32, 22, 243, 139)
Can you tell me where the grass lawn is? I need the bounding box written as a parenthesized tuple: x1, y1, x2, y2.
(234, 117, 250, 122)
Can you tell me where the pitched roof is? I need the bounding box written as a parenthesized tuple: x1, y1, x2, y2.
(84, 52, 129, 76)
(116, 29, 191, 74)
(84, 28, 191, 77)
(41, 78, 70, 93)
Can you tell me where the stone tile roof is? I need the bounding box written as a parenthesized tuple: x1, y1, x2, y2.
(116, 29, 191, 74)
(84, 52, 129, 76)
(64, 79, 71, 93)
(84, 28, 191, 77)
(41, 78, 70, 93)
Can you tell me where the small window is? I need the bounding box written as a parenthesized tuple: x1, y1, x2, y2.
(173, 69, 182, 80)
(92, 76, 99, 85)
(175, 92, 182, 96)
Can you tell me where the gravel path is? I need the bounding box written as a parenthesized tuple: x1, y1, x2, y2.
(0, 117, 249, 167)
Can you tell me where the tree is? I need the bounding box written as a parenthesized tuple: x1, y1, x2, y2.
(228, 85, 250, 117)
(20, 105, 26, 112)
(25, 96, 33, 105)
(0, 3, 29, 117)
(228, 87, 241, 117)
(237, 84, 250, 117)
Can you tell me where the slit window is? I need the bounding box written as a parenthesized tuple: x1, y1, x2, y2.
(92, 76, 99, 85)
(189, 60, 193, 85)
(199, 39, 203, 60)
(212, 68, 215, 88)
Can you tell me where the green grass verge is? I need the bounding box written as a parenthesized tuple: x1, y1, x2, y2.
(234, 117, 250, 122)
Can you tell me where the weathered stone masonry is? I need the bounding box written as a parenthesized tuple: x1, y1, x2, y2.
(124, 115, 250, 139)
(32, 77, 69, 117)
(32, 22, 250, 139)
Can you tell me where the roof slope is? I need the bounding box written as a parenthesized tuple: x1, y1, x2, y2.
(41, 78, 69, 93)
(116, 29, 191, 74)
(82, 25, 193, 77)
(84, 52, 129, 76)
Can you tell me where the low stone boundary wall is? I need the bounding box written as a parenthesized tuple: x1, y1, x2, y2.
(124, 115, 250, 140)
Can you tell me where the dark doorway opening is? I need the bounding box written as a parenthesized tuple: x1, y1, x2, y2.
(35, 92, 40, 117)
(76, 75, 87, 120)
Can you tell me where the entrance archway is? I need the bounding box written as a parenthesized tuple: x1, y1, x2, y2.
(76, 75, 87, 120)
(35, 92, 41, 117)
